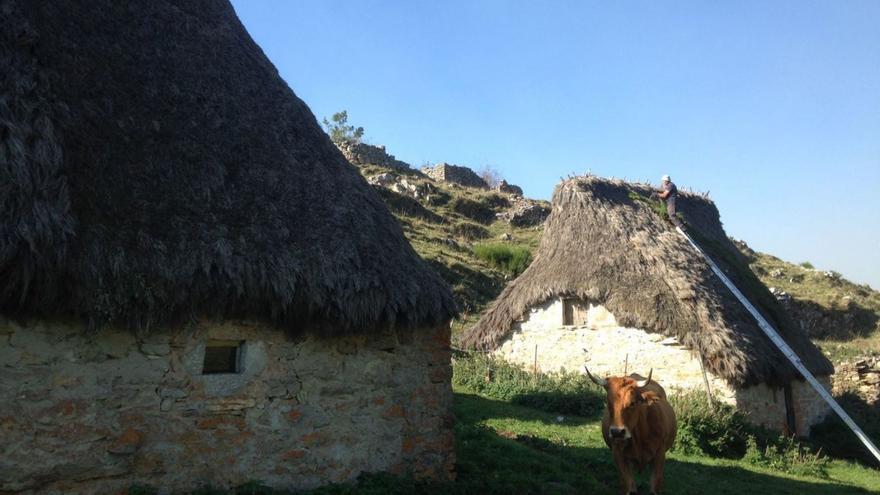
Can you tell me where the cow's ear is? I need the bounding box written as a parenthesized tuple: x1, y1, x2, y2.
(640, 391, 660, 405)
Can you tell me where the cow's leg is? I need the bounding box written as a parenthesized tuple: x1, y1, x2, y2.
(612, 449, 637, 495)
(649, 451, 666, 494)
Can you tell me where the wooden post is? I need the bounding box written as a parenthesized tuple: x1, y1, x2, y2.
(533, 344, 538, 376)
(696, 344, 716, 410)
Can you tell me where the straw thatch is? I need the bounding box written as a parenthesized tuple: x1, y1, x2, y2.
(462, 176, 832, 387)
(0, 0, 454, 333)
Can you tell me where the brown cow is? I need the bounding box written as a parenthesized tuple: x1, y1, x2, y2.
(586, 367, 677, 495)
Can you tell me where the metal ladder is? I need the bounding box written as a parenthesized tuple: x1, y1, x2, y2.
(676, 226, 880, 465)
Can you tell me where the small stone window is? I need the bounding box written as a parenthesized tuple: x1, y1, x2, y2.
(562, 298, 587, 326)
(202, 340, 243, 374)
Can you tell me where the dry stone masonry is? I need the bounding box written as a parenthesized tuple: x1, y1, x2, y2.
(0, 318, 454, 494)
(336, 141, 412, 170)
(832, 356, 880, 404)
(493, 298, 831, 436)
(420, 163, 488, 189)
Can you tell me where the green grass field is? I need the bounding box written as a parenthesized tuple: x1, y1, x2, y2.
(158, 359, 880, 495)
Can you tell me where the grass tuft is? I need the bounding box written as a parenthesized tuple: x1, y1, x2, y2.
(472, 243, 532, 277)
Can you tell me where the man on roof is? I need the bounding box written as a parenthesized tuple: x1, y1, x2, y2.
(657, 174, 680, 227)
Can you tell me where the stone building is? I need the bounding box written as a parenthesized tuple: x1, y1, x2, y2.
(0, 1, 456, 493)
(420, 162, 489, 189)
(462, 177, 834, 436)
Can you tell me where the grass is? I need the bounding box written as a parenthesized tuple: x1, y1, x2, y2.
(737, 241, 880, 354)
(129, 358, 880, 495)
(472, 243, 532, 277)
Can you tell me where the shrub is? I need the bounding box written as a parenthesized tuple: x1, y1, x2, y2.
(670, 392, 749, 457)
(452, 353, 605, 417)
(451, 222, 489, 240)
(472, 243, 531, 276)
(670, 392, 828, 476)
(743, 435, 829, 478)
(449, 197, 496, 224)
(800, 261, 814, 269)
(373, 187, 442, 223)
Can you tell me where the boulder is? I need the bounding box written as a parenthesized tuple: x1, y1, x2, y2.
(495, 180, 523, 197)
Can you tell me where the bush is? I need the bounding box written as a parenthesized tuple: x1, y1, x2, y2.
(743, 435, 829, 478)
(669, 392, 749, 457)
(451, 222, 489, 240)
(472, 243, 531, 276)
(449, 197, 496, 224)
(800, 261, 815, 269)
(670, 392, 829, 476)
(452, 353, 605, 417)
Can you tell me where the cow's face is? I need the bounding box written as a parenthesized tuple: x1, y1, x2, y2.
(603, 377, 650, 440)
(585, 366, 657, 442)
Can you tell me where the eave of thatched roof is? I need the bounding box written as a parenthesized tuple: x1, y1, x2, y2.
(461, 176, 832, 387)
(0, 0, 454, 333)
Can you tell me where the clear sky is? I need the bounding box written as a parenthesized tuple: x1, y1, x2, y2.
(230, 0, 880, 288)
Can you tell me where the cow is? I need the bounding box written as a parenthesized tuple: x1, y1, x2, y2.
(585, 366, 677, 495)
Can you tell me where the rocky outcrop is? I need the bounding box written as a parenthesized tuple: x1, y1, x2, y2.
(368, 173, 445, 204)
(495, 180, 523, 197)
(769, 288, 878, 339)
(495, 197, 550, 227)
(337, 141, 411, 170)
(833, 356, 880, 405)
(420, 163, 488, 189)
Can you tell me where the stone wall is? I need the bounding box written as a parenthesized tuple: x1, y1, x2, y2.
(492, 298, 831, 435)
(336, 141, 411, 170)
(420, 163, 488, 189)
(0, 317, 454, 494)
(832, 357, 880, 404)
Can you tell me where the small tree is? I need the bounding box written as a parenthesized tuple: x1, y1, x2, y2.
(478, 165, 504, 188)
(322, 110, 364, 145)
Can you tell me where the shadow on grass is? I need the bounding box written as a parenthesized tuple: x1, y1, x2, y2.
(453, 393, 876, 495)
(810, 391, 880, 466)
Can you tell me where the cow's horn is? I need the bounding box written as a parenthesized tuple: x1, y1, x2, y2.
(636, 369, 653, 388)
(584, 366, 607, 387)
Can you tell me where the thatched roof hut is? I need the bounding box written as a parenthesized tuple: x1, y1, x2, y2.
(0, 0, 454, 333)
(0, 2, 457, 491)
(462, 176, 832, 388)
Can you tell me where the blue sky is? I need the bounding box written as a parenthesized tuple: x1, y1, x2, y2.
(231, 0, 880, 288)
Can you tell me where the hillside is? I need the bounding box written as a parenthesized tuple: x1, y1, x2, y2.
(344, 142, 880, 365)
(733, 240, 880, 362)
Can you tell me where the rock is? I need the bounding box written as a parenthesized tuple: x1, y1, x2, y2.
(496, 197, 551, 227)
(368, 172, 398, 187)
(420, 162, 488, 189)
(769, 269, 785, 278)
(495, 180, 523, 196)
(499, 233, 512, 241)
(107, 428, 144, 455)
(336, 141, 411, 170)
(768, 287, 791, 302)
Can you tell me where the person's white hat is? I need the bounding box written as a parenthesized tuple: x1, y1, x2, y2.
(661, 174, 671, 182)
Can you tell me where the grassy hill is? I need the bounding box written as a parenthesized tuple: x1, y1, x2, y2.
(355, 164, 547, 336)
(733, 240, 880, 363)
(356, 160, 880, 365)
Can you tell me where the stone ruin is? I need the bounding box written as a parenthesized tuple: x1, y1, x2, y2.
(336, 141, 411, 170)
(832, 356, 880, 405)
(420, 162, 488, 189)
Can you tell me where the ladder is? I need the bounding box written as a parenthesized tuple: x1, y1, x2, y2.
(676, 226, 880, 465)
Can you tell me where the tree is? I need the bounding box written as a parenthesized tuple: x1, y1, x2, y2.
(478, 165, 504, 188)
(322, 110, 364, 145)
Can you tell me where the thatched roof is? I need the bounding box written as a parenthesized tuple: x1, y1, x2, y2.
(0, 0, 454, 333)
(461, 176, 832, 386)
